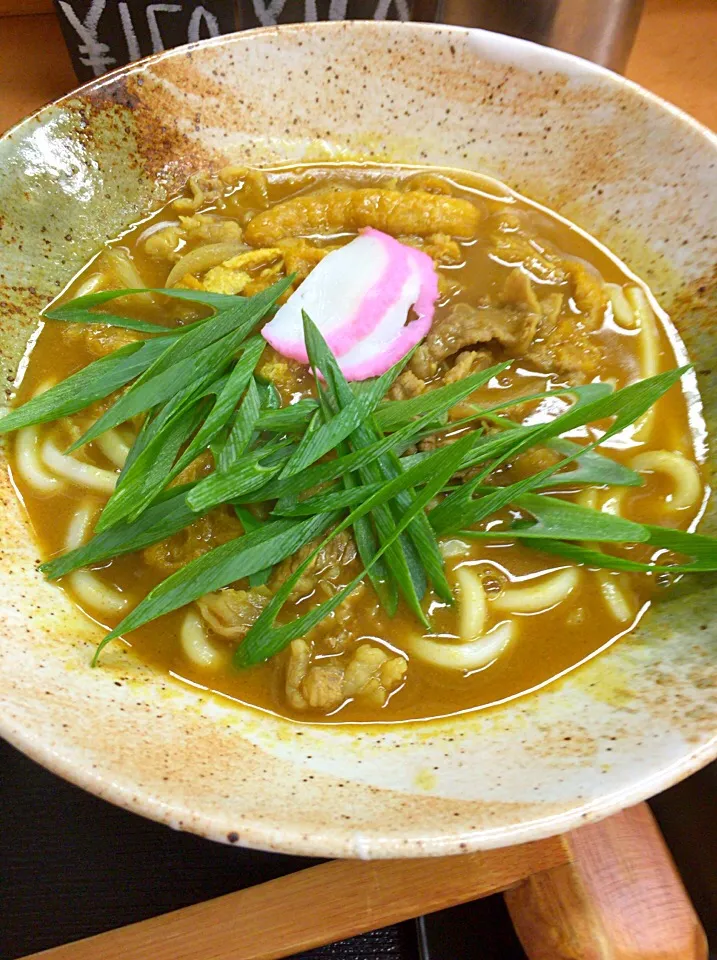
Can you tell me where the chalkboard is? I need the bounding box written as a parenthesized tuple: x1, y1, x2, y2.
(54, 1, 239, 80)
(237, 1, 430, 29)
(54, 0, 440, 82)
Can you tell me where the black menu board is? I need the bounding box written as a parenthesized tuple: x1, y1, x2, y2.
(54, 1, 239, 81)
(240, 0, 418, 29)
(54, 0, 439, 82)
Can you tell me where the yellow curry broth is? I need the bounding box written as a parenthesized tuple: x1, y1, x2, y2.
(9, 163, 704, 722)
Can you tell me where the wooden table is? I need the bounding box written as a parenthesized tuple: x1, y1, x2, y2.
(1, 0, 717, 135)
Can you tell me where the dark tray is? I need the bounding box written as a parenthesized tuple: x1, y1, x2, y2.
(1, 738, 714, 959)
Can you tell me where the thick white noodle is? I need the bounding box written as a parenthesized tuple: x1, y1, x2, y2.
(42, 437, 118, 493)
(600, 489, 625, 517)
(65, 503, 94, 549)
(180, 607, 220, 668)
(14, 425, 62, 493)
(630, 449, 702, 512)
(606, 282, 638, 329)
(578, 485, 625, 518)
(492, 566, 580, 614)
(598, 572, 635, 623)
(457, 566, 487, 640)
(405, 565, 508, 671)
(95, 429, 131, 469)
(577, 488, 599, 511)
(69, 569, 131, 615)
(65, 502, 130, 615)
(628, 285, 660, 379)
(628, 285, 659, 442)
(14, 381, 62, 493)
(408, 621, 515, 671)
(575, 488, 636, 620)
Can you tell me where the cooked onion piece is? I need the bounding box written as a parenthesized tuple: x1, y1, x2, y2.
(439, 538, 473, 559)
(491, 567, 580, 614)
(73, 272, 107, 298)
(103, 249, 154, 305)
(165, 241, 248, 287)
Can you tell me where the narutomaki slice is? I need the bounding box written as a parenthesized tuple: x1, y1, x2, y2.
(261, 228, 439, 380)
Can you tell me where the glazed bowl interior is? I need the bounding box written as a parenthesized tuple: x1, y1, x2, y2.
(0, 21, 715, 858)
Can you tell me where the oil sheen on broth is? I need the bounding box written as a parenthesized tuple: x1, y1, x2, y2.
(9, 163, 706, 723)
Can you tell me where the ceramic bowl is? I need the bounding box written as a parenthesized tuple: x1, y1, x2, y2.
(1, 21, 715, 858)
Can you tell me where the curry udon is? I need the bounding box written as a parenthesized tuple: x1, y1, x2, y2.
(6, 163, 707, 721)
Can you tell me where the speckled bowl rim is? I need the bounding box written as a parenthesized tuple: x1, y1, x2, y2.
(0, 20, 715, 858)
(6, 19, 717, 152)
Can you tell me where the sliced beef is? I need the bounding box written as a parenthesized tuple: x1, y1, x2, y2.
(143, 506, 242, 575)
(394, 263, 604, 398)
(301, 659, 347, 712)
(401, 232, 463, 266)
(389, 369, 427, 400)
(65, 323, 142, 359)
(196, 587, 271, 640)
(269, 530, 357, 601)
(284, 640, 407, 713)
(278, 238, 336, 280)
(285, 638, 312, 711)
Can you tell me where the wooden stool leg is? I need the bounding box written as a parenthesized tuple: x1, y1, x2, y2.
(504, 803, 707, 960)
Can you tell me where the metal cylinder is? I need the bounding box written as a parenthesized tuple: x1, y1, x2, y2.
(434, 0, 645, 73)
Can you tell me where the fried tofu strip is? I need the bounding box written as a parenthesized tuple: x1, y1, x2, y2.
(244, 189, 480, 245)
